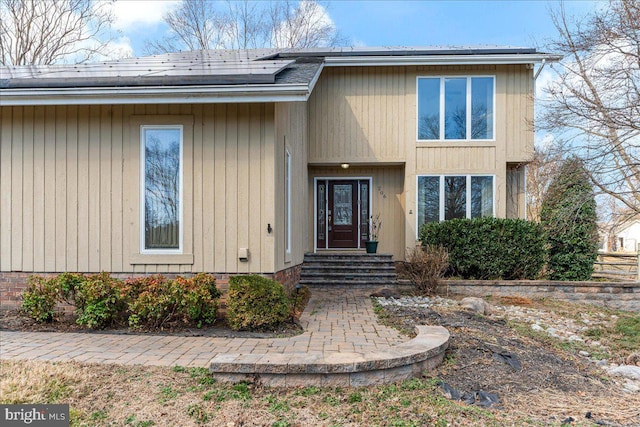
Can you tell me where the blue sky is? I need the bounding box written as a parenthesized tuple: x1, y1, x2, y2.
(112, 0, 604, 56)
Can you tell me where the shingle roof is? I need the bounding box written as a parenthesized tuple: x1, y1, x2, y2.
(1, 45, 548, 90)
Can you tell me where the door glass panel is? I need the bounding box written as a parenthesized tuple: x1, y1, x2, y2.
(318, 183, 326, 241)
(333, 184, 353, 225)
(360, 182, 369, 242)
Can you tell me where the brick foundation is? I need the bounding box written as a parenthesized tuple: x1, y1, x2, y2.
(0, 266, 302, 310)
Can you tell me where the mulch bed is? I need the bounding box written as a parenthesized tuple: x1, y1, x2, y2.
(0, 309, 303, 338)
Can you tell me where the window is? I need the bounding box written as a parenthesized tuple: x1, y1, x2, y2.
(141, 126, 183, 253)
(417, 76, 494, 141)
(417, 175, 494, 228)
(285, 148, 291, 256)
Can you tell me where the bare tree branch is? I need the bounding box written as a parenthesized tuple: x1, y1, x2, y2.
(539, 0, 640, 214)
(0, 0, 115, 65)
(146, 0, 347, 54)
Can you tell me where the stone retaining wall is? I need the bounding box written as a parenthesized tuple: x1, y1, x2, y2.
(440, 280, 640, 312)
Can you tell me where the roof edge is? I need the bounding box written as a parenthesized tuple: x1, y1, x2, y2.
(324, 53, 562, 67)
(0, 83, 312, 106)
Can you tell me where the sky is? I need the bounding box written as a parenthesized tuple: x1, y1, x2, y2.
(110, 0, 604, 56)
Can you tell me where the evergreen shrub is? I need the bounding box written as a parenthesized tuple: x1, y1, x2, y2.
(226, 275, 290, 330)
(419, 217, 546, 280)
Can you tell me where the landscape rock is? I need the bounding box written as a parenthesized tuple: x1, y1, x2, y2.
(607, 365, 640, 381)
(625, 351, 640, 367)
(459, 297, 492, 315)
(579, 351, 590, 357)
(370, 287, 401, 298)
(623, 381, 640, 393)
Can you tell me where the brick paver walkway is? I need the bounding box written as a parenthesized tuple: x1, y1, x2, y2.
(0, 287, 406, 368)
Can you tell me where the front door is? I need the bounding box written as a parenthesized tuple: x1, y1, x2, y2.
(316, 179, 370, 249)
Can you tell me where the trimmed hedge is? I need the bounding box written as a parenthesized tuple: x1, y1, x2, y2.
(226, 275, 290, 330)
(124, 273, 221, 329)
(419, 217, 546, 280)
(20, 272, 221, 330)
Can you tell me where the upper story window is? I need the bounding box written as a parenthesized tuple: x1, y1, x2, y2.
(141, 125, 183, 253)
(417, 175, 494, 231)
(417, 76, 495, 141)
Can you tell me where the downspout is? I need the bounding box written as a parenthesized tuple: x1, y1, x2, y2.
(534, 58, 547, 81)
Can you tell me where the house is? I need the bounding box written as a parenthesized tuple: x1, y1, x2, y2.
(601, 215, 640, 253)
(0, 46, 560, 297)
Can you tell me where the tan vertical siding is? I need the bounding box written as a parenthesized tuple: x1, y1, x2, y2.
(0, 104, 276, 274)
(274, 102, 308, 271)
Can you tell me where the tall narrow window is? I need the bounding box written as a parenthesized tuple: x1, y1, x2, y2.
(285, 149, 291, 255)
(141, 126, 182, 252)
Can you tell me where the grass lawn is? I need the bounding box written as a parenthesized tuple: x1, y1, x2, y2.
(1, 296, 638, 427)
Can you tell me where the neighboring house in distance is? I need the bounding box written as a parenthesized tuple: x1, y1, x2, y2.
(601, 216, 640, 253)
(0, 47, 560, 293)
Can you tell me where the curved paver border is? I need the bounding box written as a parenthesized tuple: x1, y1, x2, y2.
(209, 325, 450, 387)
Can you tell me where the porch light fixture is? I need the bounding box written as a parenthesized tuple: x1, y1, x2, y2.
(340, 163, 350, 169)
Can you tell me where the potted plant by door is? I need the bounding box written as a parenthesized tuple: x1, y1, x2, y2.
(365, 214, 382, 254)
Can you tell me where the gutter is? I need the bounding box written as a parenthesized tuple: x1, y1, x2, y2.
(324, 53, 563, 67)
(0, 83, 312, 106)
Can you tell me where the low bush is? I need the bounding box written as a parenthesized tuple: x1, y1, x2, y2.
(419, 217, 547, 280)
(226, 275, 290, 330)
(21, 276, 59, 322)
(399, 245, 449, 295)
(73, 272, 126, 329)
(125, 273, 221, 329)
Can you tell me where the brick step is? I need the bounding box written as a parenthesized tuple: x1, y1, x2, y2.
(299, 278, 397, 286)
(304, 253, 393, 262)
(301, 265, 396, 275)
(301, 272, 397, 279)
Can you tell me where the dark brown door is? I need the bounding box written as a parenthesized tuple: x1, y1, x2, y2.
(328, 180, 359, 248)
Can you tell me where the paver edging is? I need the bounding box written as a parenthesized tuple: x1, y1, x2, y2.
(209, 325, 449, 387)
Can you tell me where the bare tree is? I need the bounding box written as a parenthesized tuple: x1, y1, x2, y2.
(269, 0, 345, 48)
(145, 0, 227, 53)
(147, 0, 345, 54)
(526, 144, 563, 221)
(0, 0, 114, 65)
(540, 0, 640, 214)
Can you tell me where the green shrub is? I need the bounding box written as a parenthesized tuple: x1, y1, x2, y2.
(540, 157, 599, 280)
(226, 275, 290, 330)
(21, 275, 59, 322)
(73, 272, 126, 329)
(55, 272, 86, 304)
(419, 217, 546, 280)
(125, 273, 220, 329)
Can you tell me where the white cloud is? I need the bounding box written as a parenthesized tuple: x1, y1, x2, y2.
(110, 0, 180, 30)
(535, 66, 556, 101)
(534, 132, 556, 151)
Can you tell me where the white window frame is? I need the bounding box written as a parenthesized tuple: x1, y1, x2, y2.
(285, 148, 292, 257)
(140, 125, 184, 255)
(415, 174, 496, 237)
(416, 76, 496, 142)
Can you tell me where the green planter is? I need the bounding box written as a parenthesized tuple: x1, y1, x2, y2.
(365, 241, 379, 254)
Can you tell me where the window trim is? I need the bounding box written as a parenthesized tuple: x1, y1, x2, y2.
(139, 124, 184, 255)
(415, 174, 496, 238)
(285, 148, 292, 258)
(416, 75, 496, 142)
